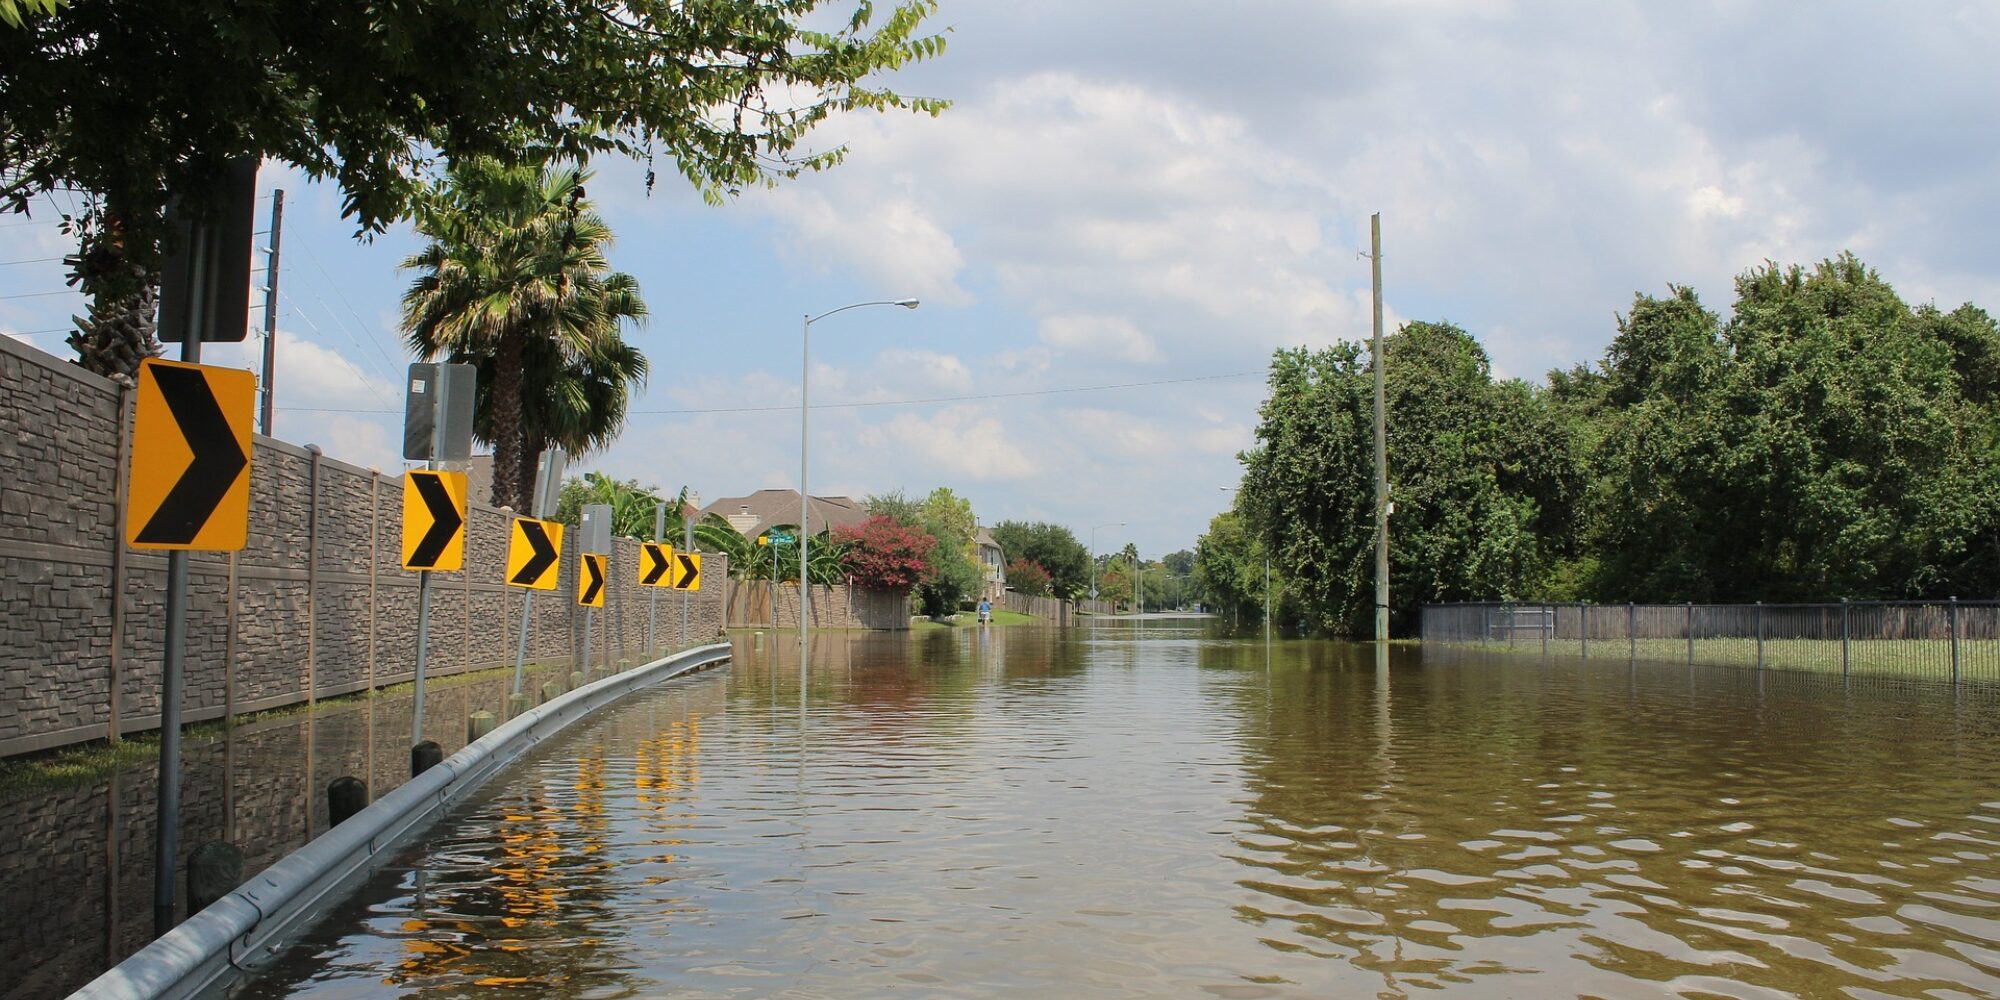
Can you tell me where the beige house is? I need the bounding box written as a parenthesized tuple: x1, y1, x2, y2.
(696, 489, 871, 540)
(976, 526, 1006, 601)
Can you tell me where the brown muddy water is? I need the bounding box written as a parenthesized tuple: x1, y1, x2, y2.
(30, 622, 2000, 998)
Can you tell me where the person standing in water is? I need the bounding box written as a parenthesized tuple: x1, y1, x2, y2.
(977, 597, 992, 625)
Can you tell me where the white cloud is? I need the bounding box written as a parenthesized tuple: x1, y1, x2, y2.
(1038, 314, 1161, 364)
(860, 405, 1036, 481)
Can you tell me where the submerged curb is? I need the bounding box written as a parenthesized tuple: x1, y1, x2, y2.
(69, 642, 733, 1000)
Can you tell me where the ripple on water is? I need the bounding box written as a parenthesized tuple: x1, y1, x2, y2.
(231, 634, 2000, 999)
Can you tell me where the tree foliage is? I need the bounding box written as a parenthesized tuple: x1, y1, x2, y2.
(1239, 322, 1579, 635)
(1, 0, 946, 375)
(403, 161, 645, 509)
(990, 521, 1090, 598)
(1222, 253, 2000, 635)
(834, 515, 934, 591)
(1004, 558, 1052, 597)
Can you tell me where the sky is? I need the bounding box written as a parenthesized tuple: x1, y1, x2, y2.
(5, 1, 1999, 558)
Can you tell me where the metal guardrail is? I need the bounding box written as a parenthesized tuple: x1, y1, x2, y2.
(68, 641, 732, 1000)
(1420, 600, 1999, 682)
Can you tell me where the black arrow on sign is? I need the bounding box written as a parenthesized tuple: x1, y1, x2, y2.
(675, 553, 700, 590)
(581, 555, 605, 605)
(641, 543, 670, 585)
(135, 365, 248, 545)
(408, 473, 463, 568)
(511, 520, 558, 585)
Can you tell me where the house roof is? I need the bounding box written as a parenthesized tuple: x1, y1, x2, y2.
(696, 489, 871, 539)
(976, 526, 1001, 552)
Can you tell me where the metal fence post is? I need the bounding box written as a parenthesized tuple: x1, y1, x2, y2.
(1755, 601, 1764, 671)
(1950, 596, 1961, 684)
(1685, 601, 1694, 665)
(1628, 602, 1637, 661)
(1541, 604, 1549, 656)
(1580, 603, 1589, 659)
(1840, 598, 1850, 677)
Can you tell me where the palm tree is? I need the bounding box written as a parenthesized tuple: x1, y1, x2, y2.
(401, 160, 646, 510)
(454, 320, 648, 508)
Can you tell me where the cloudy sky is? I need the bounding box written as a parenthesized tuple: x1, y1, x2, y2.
(5, 1, 1998, 557)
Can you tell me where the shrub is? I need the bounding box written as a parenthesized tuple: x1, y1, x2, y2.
(1005, 558, 1052, 596)
(834, 515, 935, 590)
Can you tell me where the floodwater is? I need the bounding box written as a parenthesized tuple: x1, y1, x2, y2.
(231, 623, 2000, 998)
(0, 667, 570, 1000)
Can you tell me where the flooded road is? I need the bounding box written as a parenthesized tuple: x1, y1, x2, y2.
(234, 624, 2000, 998)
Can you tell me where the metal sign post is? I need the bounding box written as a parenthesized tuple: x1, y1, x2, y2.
(649, 503, 665, 654)
(681, 490, 698, 646)
(512, 447, 565, 697)
(578, 503, 613, 676)
(147, 159, 259, 938)
(405, 363, 475, 771)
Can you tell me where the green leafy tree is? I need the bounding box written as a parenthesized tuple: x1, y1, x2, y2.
(403, 161, 646, 509)
(990, 521, 1091, 599)
(1195, 512, 1271, 623)
(554, 472, 660, 538)
(919, 487, 977, 551)
(471, 315, 649, 512)
(1241, 322, 1582, 635)
(2, 0, 945, 379)
(1004, 558, 1052, 597)
(1580, 257, 2000, 600)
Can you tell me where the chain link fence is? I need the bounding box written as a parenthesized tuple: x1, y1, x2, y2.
(1420, 600, 2000, 682)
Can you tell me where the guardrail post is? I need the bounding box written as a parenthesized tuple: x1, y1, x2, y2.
(1628, 602, 1637, 661)
(187, 843, 242, 916)
(411, 740, 442, 777)
(1841, 599, 1850, 676)
(1755, 601, 1764, 671)
(1580, 603, 1589, 659)
(1686, 602, 1694, 664)
(328, 777, 367, 827)
(1950, 596, 1961, 684)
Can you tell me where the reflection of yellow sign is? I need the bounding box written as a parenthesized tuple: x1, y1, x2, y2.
(400, 470, 466, 571)
(672, 552, 702, 592)
(578, 553, 608, 607)
(127, 358, 255, 551)
(506, 518, 562, 590)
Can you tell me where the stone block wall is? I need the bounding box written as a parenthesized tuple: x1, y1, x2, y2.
(0, 335, 730, 757)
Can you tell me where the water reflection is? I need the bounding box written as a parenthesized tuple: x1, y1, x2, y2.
(0, 671, 562, 1000)
(234, 626, 2000, 997)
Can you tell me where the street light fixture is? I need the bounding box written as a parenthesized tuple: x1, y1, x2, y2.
(800, 299, 919, 672)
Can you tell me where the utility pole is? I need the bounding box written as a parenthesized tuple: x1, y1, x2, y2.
(258, 190, 283, 436)
(1370, 212, 1389, 644)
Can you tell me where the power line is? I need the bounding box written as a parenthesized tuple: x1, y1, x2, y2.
(0, 219, 62, 229)
(277, 369, 1265, 415)
(273, 292, 402, 409)
(0, 256, 62, 267)
(0, 289, 75, 301)
(295, 242, 405, 375)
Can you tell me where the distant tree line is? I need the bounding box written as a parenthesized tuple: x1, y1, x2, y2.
(1204, 254, 2000, 636)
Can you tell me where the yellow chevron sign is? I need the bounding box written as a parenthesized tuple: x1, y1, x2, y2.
(506, 518, 562, 590)
(578, 552, 608, 607)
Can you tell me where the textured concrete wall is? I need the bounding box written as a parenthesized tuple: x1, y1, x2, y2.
(0, 335, 730, 757)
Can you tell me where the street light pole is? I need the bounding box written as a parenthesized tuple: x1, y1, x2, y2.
(801, 299, 918, 676)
